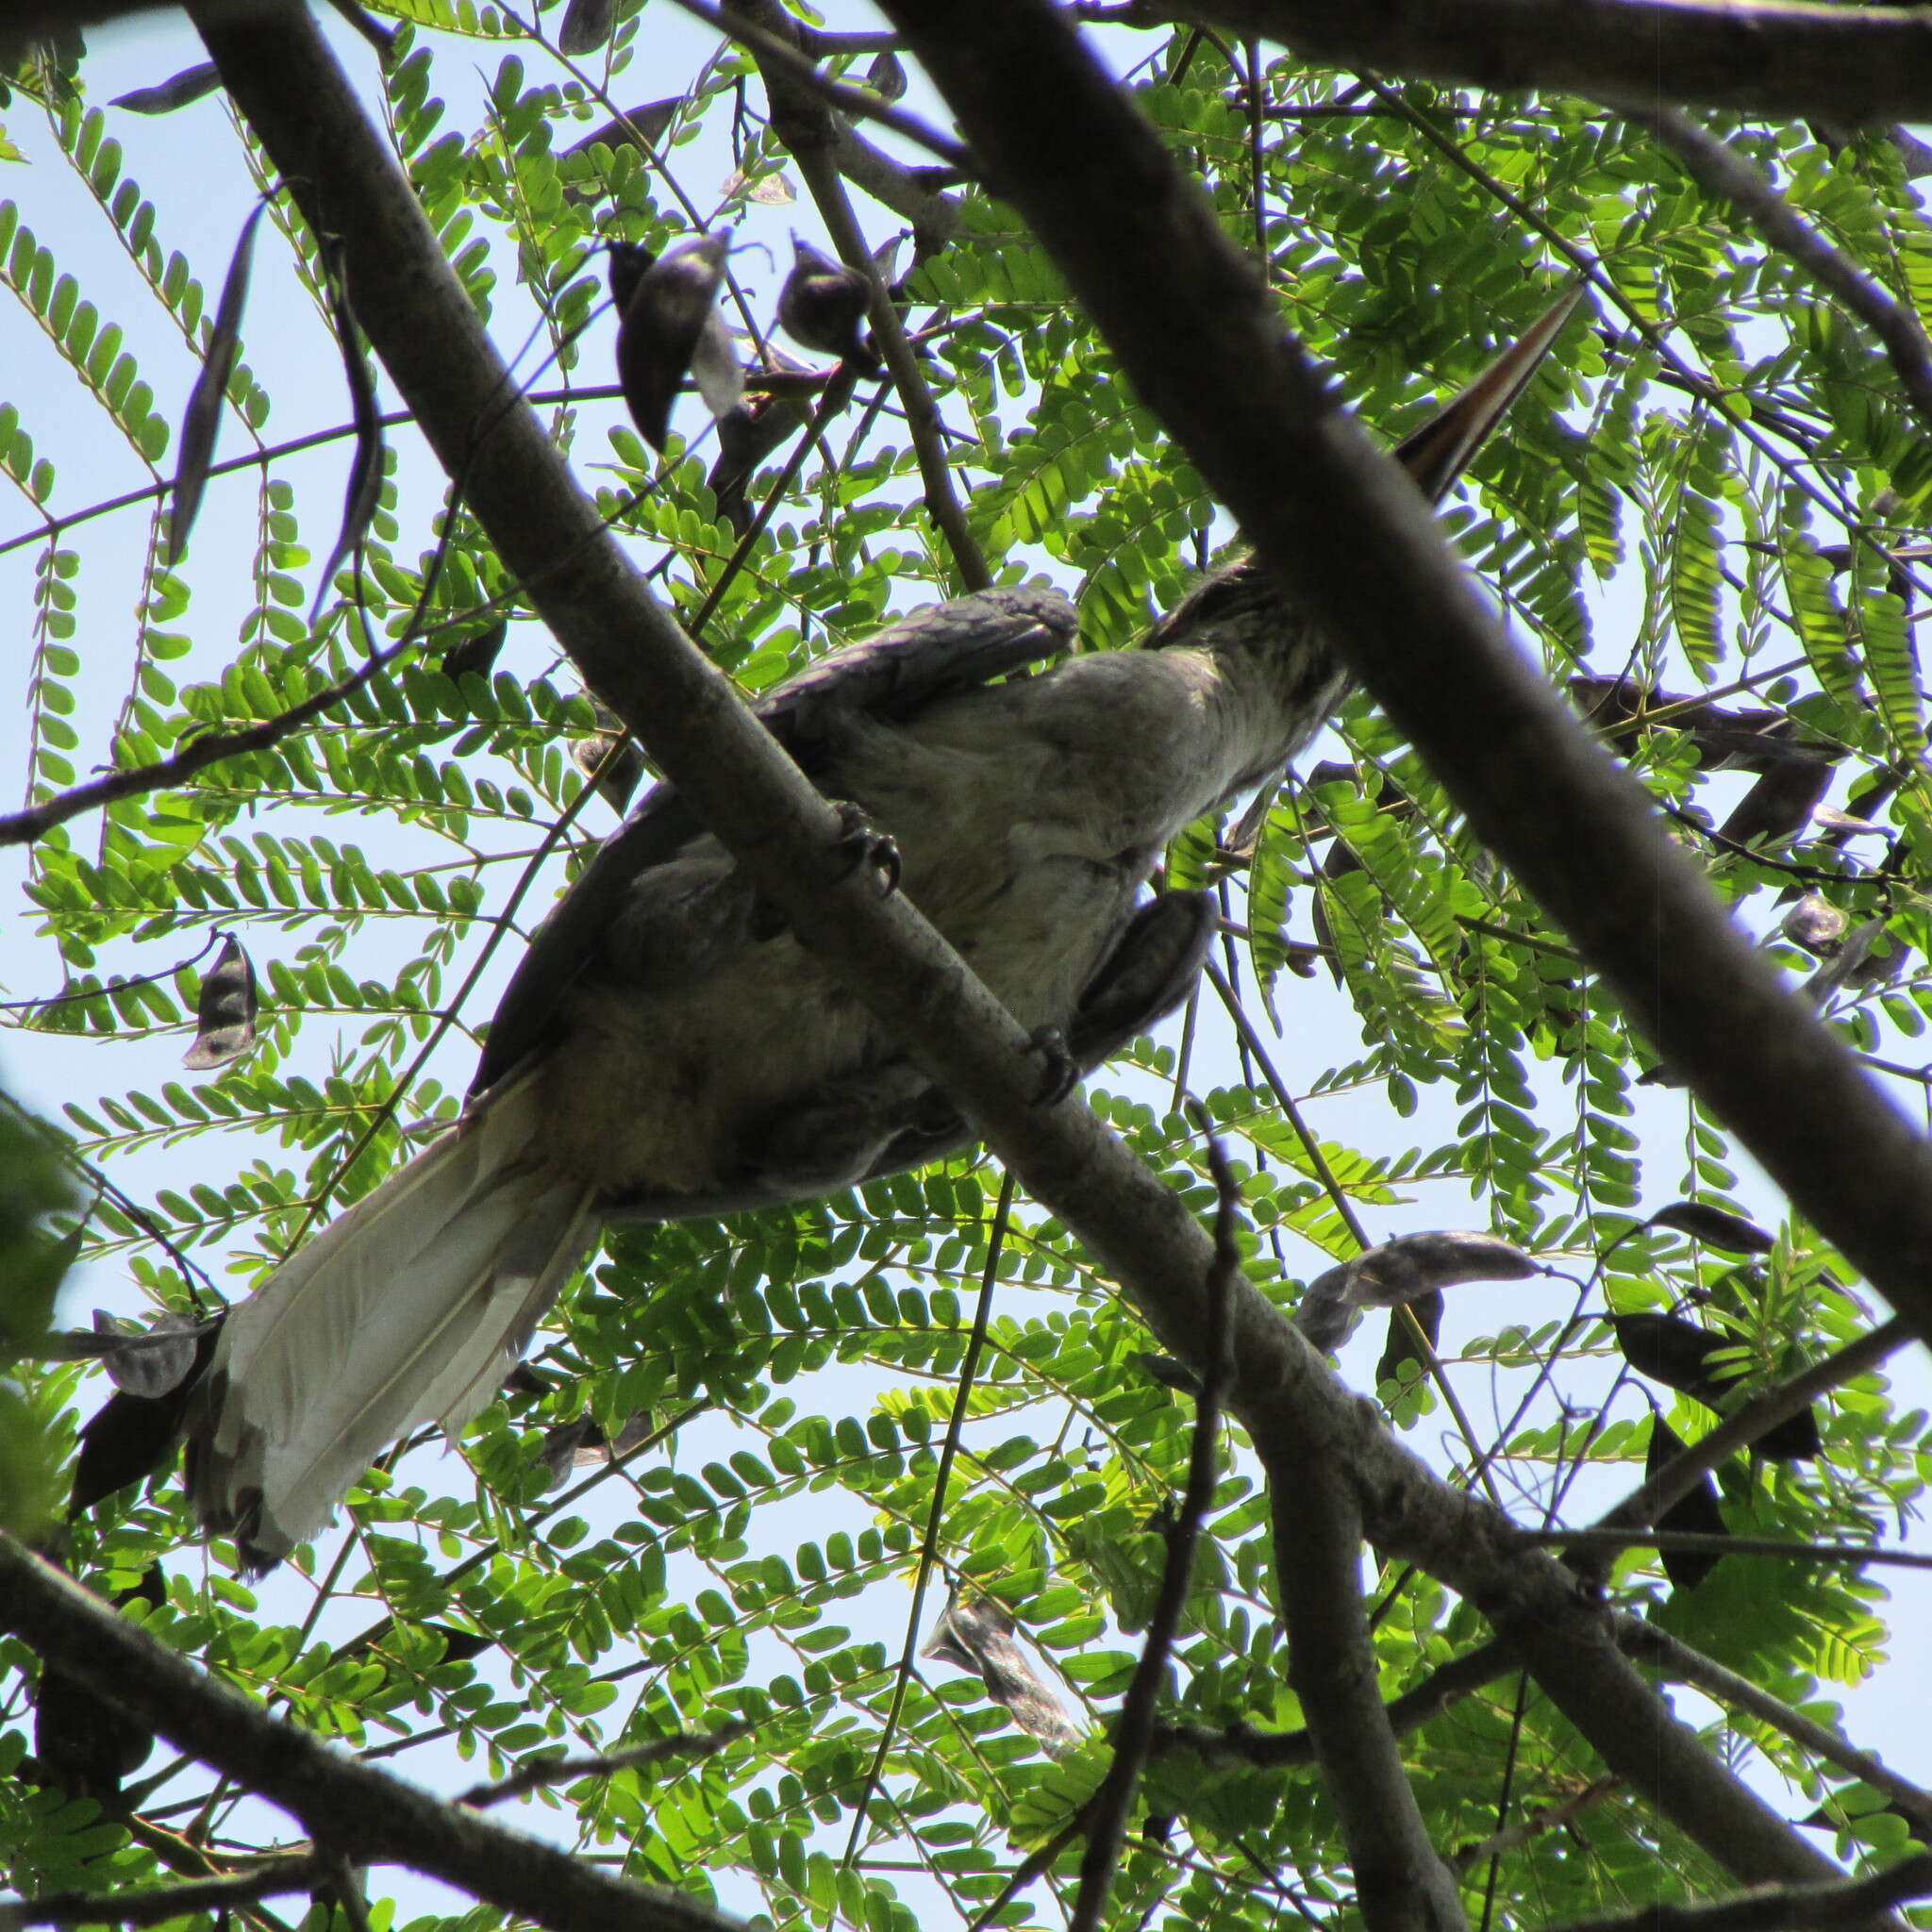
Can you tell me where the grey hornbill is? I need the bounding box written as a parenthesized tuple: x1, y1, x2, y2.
(186, 286, 1581, 1570)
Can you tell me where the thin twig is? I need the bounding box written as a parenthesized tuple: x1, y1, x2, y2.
(459, 1721, 755, 1808)
(1151, 1636, 1516, 1769)
(1451, 1775, 1620, 1874)
(1067, 1116, 1236, 1932)
(841, 1169, 1017, 1863)
(668, 0, 969, 166)
(4, 1855, 325, 1928)
(1523, 1527, 1932, 1573)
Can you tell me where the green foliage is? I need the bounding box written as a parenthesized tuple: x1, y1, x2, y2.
(2, 14, 1929, 1932)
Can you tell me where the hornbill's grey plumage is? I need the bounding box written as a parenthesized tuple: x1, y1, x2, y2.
(186, 287, 1580, 1570)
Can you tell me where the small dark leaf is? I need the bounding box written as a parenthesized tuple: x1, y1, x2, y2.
(538, 1414, 603, 1488)
(112, 62, 222, 113)
(93, 1309, 209, 1399)
(1611, 1312, 1819, 1459)
(1646, 1202, 1775, 1257)
(183, 933, 258, 1070)
(442, 618, 508, 684)
(564, 101, 682, 201)
(923, 1590, 1076, 1756)
(1647, 1415, 1727, 1591)
(70, 1319, 222, 1519)
(558, 0, 614, 55)
(166, 198, 270, 564)
(776, 236, 880, 376)
(866, 50, 908, 101)
(310, 240, 386, 623)
(1716, 755, 1834, 848)
(30, 1566, 164, 1798)
(1376, 1290, 1443, 1393)
(615, 231, 735, 452)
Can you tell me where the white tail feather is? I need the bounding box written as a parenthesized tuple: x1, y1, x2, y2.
(190, 1074, 595, 1568)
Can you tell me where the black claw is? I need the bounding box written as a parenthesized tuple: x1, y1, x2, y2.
(831, 801, 900, 896)
(1027, 1024, 1077, 1106)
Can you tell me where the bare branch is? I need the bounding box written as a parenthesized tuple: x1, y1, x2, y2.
(1164, 0, 1932, 127)
(1613, 101, 1932, 435)
(667, 0, 968, 167)
(1152, 1636, 1517, 1769)
(458, 1722, 756, 1809)
(0, 1540, 754, 1932)
(1522, 1528, 1932, 1574)
(726, 0, 991, 589)
(3, 1856, 324, 1929)
(1617, 1617, 1932, 1840)
(874, 0, 1905, 1897)
(0, 625, 416, 847)
(1448, 1776, 1619, 1874)
(1549, 1854, 1932, 1932)
(182, 1, 1885, 1902)
(1068, 1124, 1238, 1932)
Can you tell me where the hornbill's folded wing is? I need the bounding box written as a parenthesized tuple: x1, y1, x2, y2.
(602, 889, 1219, 1223)
(472, 586, 1080, 1100)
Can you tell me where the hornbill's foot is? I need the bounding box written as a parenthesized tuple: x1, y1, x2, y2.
(830, 800, 901, 896)
(1026, 1024, 1077, 1106)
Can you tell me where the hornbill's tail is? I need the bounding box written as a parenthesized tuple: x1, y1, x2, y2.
(187, 1073, 595, 1572)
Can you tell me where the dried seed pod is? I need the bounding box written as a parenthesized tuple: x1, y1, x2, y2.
(776, 236, 881, 376)
(182, 934, 258, 1070)
(615, 232, 742, 451)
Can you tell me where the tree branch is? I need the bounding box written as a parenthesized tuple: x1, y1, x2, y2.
(181, 0, 1885, 1900)
(1599, 1316, 1912, 1534)
(1616, 1617, 1932, 1840)
(1069, 1127, 1238, 1932)
(873, 0, 1911, 1900)
(0, 625, 417, 846)
(1151, 1636, 1517, 1769)
(725, 0, 991, 589)
(1549, 1854, 1932, 1932)
(4, 1855, 323, 1929)
(1170, 0, 1932, 126)
(1612, 101, 1932, 435)
(0, 1541, 753, 1932)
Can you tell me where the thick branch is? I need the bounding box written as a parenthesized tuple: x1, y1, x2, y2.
(1271, 1437, 1468, 1931)
(0, 1542, 748, 1932)
(1173, 0, 1932, 127)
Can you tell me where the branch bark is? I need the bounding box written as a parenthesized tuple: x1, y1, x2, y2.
(1170, 0, 1932, 127)
(0, 1542, 750, 1932)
